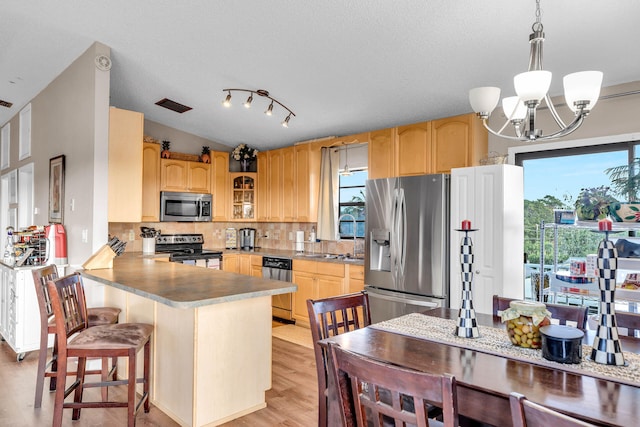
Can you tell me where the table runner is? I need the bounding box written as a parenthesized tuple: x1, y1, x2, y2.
(370, 313, 640, 387)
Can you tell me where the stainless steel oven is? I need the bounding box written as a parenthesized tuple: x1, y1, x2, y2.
(262, 256, 294, 323)
(160, 191, 212, 222)
(155, 234, 222, 269)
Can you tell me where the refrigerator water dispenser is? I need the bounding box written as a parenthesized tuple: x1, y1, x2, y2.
(370, 229, 390, 271)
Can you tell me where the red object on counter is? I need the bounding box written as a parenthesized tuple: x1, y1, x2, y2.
(598, 218, 612, 231)
(45, 224, 68, 265)
(461, 220, 471, 230)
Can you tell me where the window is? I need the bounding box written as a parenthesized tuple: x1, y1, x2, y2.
(19, 103, 31, 160)
(338, 169, 367, 238)
(1, 123, 9, 170)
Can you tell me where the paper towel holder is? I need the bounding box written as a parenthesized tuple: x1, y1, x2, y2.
(295, 230, 305, 252)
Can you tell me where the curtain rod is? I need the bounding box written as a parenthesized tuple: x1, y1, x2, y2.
(322, 142, 368, 151)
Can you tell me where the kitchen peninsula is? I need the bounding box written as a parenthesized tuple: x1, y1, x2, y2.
(81, 253, 297, 427)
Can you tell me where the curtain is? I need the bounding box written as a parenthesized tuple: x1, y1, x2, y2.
(317, 147, 340, 241)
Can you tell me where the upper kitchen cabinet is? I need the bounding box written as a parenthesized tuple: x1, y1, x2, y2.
(368, 127, 395, 179)
(266, 148, 284, 221)
(431, 113, 488, 174)
(108, 107, 143, 222)
(281, 146, 295, 222)
(141, 142, 160, 221)
(256, 152, 268, 221)
(294, 143, 320, 222)
(230, 173, 256, 221)
(396, 121, 432, 176)
(210, 151, 229, 221)
(160, 159, 210, 193)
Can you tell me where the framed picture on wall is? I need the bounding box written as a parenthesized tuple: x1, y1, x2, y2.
(48, 155, 65, 223)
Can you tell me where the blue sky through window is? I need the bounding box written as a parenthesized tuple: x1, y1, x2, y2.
(523, 151, 627, 202)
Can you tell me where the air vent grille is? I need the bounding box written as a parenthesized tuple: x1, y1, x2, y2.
(0, 100, 13, 108)
(155, 98, 192, 114)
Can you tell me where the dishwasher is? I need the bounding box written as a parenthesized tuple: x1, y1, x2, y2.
(262, 256, 294, 323)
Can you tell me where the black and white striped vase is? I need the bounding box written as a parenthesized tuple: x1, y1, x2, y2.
(455, 231, 480, 338)
(591, 236, 625, 366)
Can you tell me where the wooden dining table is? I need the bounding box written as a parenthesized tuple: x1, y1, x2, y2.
(322, 307, 640, 427)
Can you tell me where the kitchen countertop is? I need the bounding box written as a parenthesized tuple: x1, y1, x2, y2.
(81, 252, 297, 309)
(210, 247, 365, 265)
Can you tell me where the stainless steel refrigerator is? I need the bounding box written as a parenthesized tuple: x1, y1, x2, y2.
(365, 174, 449, 323)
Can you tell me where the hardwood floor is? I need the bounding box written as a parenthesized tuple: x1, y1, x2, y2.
(0, 336, 318, 426)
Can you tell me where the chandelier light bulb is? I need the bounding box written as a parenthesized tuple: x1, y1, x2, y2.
(244, 93, 253, 109)
(281, 114, 291, 128)
(513, 70, 552, 103)
(501, 96, 527, 121)
(469, 87, 501, 118)
(563, 71, 603, 112)
(265, 102, 274, 116)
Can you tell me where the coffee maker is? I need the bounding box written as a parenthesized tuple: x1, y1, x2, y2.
(238, 228, 256, 250)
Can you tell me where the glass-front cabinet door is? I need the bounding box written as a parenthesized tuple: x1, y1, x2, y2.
(231, 173, 256, 220)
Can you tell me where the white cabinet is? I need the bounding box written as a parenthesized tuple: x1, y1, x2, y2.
(0, 263, 41, 360)
(450, 164, 524, 314)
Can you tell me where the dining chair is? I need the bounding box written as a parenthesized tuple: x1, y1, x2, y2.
(32, 265, 122, 408)
(613, 310, 640, 337)
(492, 295, 588, 328)
(328, 341, 459, 427)
(509, 392, 596, 427)
(47, 272, 153, 427)
(307, 291, 372, 427)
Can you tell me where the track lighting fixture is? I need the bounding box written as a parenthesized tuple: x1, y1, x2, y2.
(222, 88, 296, 127)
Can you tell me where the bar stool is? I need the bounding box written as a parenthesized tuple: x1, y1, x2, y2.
(47, 272, 153, 427)
(32, 265, 121, 408)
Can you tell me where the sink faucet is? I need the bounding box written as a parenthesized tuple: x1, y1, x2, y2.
(337, 213, 359, 258)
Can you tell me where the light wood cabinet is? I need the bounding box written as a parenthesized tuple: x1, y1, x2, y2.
(188, 162, 210, 193)
(396, 121, 432, 176)
(108, 107, 143, 222)
(160, 159, 210, 193)
(141, 142, 160, 221)
(267, 149, 284, 221)
(368, 127, 395, 179)
(250, 255, 263, 277)
(294, 143, 321, 222)
(256, 152, 269, 221)
(222, 253, 238, 273)
(347, 264, 365, 294)
(431, 113, 488, 174)
(211, 151, 229, 221)
(281, 147, 295, 221)
(239, 255, 252, 276)
(230, 173, 256, 221)
(292, 260, 345, 328)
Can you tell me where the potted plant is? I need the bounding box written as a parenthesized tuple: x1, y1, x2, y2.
(232, 143, 259, 172)
(200, 146, 211, 164)
(161, 140, 171, 159)
(605, 158, 640, 221)
(574, 186, 618, 221)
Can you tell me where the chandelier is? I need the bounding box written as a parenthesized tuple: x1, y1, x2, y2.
(468, 0, 603, 142)
(222, 88, 295, 128)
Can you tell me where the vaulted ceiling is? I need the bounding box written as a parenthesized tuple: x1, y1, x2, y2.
(2, 1, 640, 151)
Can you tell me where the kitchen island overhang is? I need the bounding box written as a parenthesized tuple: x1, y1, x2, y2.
(81, 254, 297, 427)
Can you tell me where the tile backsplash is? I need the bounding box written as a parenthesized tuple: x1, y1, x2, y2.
(109, 222, 362, 256)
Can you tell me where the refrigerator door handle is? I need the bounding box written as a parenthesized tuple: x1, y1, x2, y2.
(398, 187, 407, 275)
(391, 188, 399, 279)
(367, 290, 440, 308)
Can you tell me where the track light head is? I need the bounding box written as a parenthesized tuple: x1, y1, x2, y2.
(281, 114, 291, 128)
(244, 93, 253, 109)
(265, 102, 274, 116)
(222, 91, 232, 107)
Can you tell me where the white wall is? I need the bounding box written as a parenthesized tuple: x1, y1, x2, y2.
(1, 42, 111, 266)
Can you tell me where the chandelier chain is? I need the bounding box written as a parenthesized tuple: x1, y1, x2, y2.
(532, 0, 543, 32)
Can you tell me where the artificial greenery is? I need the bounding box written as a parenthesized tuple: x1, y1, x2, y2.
(574, 186, 618, 221)
(605, 157, 640, 202)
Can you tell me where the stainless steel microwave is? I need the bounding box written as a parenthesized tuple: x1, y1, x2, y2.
(160, 191, 212, 222)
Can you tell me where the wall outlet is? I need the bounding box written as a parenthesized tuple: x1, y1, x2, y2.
(128, 229, 135, 241)
(81, 229, 88, 243)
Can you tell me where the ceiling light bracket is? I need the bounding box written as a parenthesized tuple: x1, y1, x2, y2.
(222, 88, 296, 127)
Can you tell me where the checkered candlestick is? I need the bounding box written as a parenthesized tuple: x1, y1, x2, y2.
(455, 230, 480, 338)
(591, 233, 625, 366)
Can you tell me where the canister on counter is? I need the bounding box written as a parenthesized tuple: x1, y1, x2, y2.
(501, 300, 551, 349)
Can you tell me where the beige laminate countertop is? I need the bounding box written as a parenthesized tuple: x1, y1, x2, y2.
(210, 247, 365, 265)
(81, 253, 297, 309)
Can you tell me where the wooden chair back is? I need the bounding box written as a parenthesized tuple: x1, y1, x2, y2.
(47, 273, 89, 340)
(510, 392, 596, 427)
(307, 292, 371, 427)
(32, 264, 60, 321)
(614, 311, 640, 337)
(493, 295, 588, 329)
(328, 342, 459, 427)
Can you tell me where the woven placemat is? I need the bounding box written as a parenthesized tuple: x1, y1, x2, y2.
(370, 313, 640, 387)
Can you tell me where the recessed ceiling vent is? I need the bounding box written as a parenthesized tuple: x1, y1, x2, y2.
(0, 99, 13, 108)
(155, 98, 192, 113)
